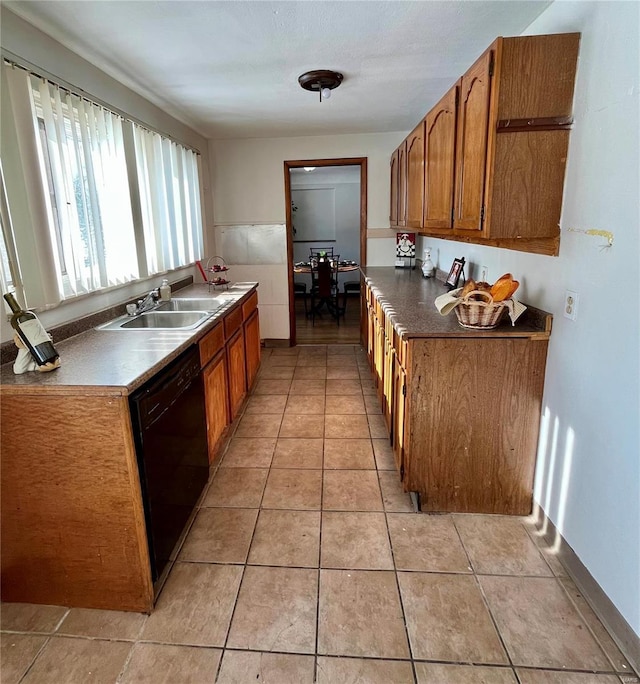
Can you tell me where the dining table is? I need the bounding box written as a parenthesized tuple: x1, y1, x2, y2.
(293, 260, 359, 320)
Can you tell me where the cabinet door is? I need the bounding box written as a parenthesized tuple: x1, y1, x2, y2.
(203, 351, 229, 464)
(454, 47, 494, 232)
(389, 149, 399, 226)
(226, 329, 246, 420)
(393, 361, 407, 478)
(405, 121, 425, 229)
(244, 308, 261, 391)
(424, 84, 458, 230)
(397, 141, 407, 227)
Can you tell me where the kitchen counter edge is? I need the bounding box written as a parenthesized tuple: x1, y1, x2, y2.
(0, 283, 258, 396)
(360, 267, 551, 340)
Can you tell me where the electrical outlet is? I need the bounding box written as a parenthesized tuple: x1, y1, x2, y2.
(564, 290, 579, 321)
(480, 266, 489, 282)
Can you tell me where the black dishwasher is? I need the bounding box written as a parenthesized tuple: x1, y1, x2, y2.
(129, 346, 209, 586)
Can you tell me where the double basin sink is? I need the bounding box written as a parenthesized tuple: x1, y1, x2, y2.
(98, 298, 228, 331)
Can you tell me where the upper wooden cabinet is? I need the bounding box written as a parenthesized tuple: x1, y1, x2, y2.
(454, 47, 493, 232)
(397, 140, 407, 227)
(393, 32, 580, 256)
(389, 149, 399, 226)
(424, 83, 458, 231)
(405, 121, 425, 229)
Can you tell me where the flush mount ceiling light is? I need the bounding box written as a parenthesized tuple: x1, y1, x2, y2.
(303, 166, 316, 172)
(298, 69, 343, 102)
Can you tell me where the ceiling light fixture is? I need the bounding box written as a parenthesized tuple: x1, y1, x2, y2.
(303, 167, 316, 172)
(298, 69, 343, 102)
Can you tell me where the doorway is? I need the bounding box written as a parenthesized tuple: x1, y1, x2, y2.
(284, 158, 367, 346)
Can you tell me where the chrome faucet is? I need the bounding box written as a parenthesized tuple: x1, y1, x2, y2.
(130, 289, 159, 316)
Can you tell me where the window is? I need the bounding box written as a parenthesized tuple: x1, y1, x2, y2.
(23, 70, 203, 303)
(32, 78, 139, 298)
(133, 124, 203, 275)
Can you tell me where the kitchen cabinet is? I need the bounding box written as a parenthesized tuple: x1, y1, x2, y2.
(0, 284, 258, 612)
(363, 268, 551, 515)
(202, 347, 229, 465)
(390, 139, 408, 228)
(202, 351, 228, 462)
(226, 329, 247, 420)
(395, 32, 580, 255)
(242, 290, 261, 390)
(389, 148, 399, 227)
(423, 84, 458, 231)
(405, 121, 425, 229)
(454, 46, 493, 232)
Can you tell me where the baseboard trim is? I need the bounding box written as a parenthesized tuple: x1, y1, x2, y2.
(262, 338, 291, 348)
(532, 503, 640, 675)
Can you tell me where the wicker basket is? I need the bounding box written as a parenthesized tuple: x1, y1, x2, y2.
(454, 290, 507, 330)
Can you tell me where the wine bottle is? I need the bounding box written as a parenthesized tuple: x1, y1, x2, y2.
(3, 292, 59, 366)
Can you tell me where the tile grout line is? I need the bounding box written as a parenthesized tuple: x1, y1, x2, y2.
(15, 633, 54, 684)
(211, 374, 271, 683)
(313, 424, 326, 683)
(380, 466, 419, 684)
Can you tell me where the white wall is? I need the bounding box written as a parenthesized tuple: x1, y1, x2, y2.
(209, 132, 405, 338)
(419, 1, 640, 635)
(0, 8, 213, 338)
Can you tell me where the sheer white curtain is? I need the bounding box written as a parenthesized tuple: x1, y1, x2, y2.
(133, 124, 203, 275)
(32, 77, 139, 298)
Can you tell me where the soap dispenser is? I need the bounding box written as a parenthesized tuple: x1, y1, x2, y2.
(160, 279, 171, 301)
(421, 248, 435, 278)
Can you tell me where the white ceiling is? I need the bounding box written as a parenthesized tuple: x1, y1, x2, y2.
(6, 0, 552, 140)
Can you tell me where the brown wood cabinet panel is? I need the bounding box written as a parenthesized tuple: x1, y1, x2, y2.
(454, 46, 494, 232)
(393, 361, 407, 477)
(423, 84, 458, 231)
(1, 394, 153, 611)
(244, 308, 261, 391)
(224, 306, 243, 339)
(227, 329, 247, 420)
(497, 33, 580, 120)
(389, 149, 399, 226)
(405, 121, 425, 228)
(199, 322, 225, 368)
(397, 141, 407, 227)
(407, 337, 548, 514)
(488, 130, 570, 239)
(242, 291, 258, 320)
(203, 351, 229, 465)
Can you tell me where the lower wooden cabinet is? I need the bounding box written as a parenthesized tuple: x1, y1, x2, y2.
(366, 282, 550, 515)
(226, 328, 247, 420)
(202, 349, 229, 464)
(244, 308, 261, 390)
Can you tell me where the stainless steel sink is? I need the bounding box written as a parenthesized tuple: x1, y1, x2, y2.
(97, 310, 212, 331)
(155, 298, 225, 313)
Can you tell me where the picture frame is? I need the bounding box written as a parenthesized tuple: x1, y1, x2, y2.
(445, 257, 466, 290)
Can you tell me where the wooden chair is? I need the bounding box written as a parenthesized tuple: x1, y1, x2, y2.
(342, 280, 361, 316)
(294, 281, 308, 317)
(310, 258, 340, 326)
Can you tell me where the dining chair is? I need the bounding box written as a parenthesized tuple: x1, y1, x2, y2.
(310, 258, 340, 326)
(294, 280, 308, 317)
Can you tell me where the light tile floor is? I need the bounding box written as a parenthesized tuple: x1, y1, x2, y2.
(1, 345, 638, 683)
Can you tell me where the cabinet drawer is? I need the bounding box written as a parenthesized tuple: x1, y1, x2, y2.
(224, 306, 244, 339)
(199, 322, 224, 368)
(242, 291, 258, 319)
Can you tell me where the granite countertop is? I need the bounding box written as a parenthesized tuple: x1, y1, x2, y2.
(361, 267, 551, 340)
(0, 283, 257, 395)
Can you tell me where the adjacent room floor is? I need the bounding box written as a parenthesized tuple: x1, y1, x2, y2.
(1, 345, 637, 683)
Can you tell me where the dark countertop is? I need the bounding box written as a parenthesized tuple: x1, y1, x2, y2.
(361, 267, 551, 340)
(0, 283, 257, 395)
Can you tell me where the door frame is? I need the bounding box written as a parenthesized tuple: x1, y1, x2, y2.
(284, 157, 367, 347)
